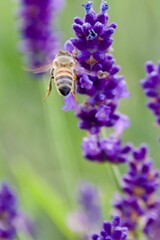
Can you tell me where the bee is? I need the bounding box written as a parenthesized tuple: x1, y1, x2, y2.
(27, 50, 102, 101)
(30, 50, 77, 100)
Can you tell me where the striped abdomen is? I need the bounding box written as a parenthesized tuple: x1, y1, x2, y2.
(54, 68, 74, 96)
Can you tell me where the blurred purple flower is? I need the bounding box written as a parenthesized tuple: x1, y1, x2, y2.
(92, 216, 128, 240)
(143, 202, 160, 240)
(19, 0, 65, 69)
(141, 61, 160, 124)
(0, 182, 34, 240)
(67, 181, 102, 239)
(14, 212, 35, 238)
(0, 183, 17, 239)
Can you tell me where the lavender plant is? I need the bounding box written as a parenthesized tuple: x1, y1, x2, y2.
(0, 183, 17, 239)
(13, 0, 160, 239)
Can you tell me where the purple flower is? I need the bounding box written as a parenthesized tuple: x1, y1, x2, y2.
(92, 216, 128, 240)
(122, 144, 159, 204)
(67, 181, 102, 239)
(14, 212, 35, 238)
(100, 136, 131, 163)
(63, 1, 130, 164)
(77, 102, 120, 134)
(65, 1, 129, 101)
(63, 93, 79, 112)
(82, 135, 102, 160)
(141, 61, 160, 124)
(78, 181, 102, 224)
(19, 0, 64, 69)
(113, 195, 144, 232)
(114, 113, 130, 138)
(0, 183, 17, 239)
(82, 134, 132, 163)
(143, 202, 160, 240)
(113, 144, 160, 238)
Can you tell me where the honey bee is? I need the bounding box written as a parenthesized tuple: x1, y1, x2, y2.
(28, 50, 101, 100)
(30, 50, 77, 100)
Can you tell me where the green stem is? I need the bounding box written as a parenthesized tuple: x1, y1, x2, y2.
(105, 163, 122, 192)
(16, 234, 20, 240)
(101, 128, 122, 192)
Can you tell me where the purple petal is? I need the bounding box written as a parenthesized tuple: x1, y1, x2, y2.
(62, 93, 79, 112)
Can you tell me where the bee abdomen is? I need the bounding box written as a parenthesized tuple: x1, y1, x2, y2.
(55, 75, 73, 96)
(55, 75, 73, 86)
(59, 86, 71, 96)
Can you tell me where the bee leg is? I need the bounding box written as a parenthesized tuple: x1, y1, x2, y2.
(43, 76, 53, 101)
(72, 77, 78, 102)
(43, 68, 54, 101)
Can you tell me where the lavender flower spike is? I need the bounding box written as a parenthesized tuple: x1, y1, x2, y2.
(92, 216, 128, 240)
(123, 144, 159, 203)
(0, 183, 17, 239)
(141, 61, 160, 124)
(64, 1, 130, 164)
(19, 0, 64, 69)
(113, 144, 160, 238)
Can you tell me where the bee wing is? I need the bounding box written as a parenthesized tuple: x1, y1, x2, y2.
(78, 67, 96, 77)
(75, 63, 109, 79)
(75, 65, 97, 77)
(83, 69, 97, 77)
(23, 63, 53, 74)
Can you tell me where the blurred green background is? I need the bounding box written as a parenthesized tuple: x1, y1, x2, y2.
(0, 0, 160, 239)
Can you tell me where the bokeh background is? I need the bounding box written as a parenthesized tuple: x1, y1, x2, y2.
(0, 0, 160, 239)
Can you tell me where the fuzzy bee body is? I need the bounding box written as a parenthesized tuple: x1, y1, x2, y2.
(54, 66, 75, 96)
(43, 50, 76, 99)
(27, 50, 95, 100)
(28, 50, 77, 100)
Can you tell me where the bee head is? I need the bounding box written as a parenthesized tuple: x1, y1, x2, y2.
(54, 51, 75, 68)
(57, 51, 72, 57)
